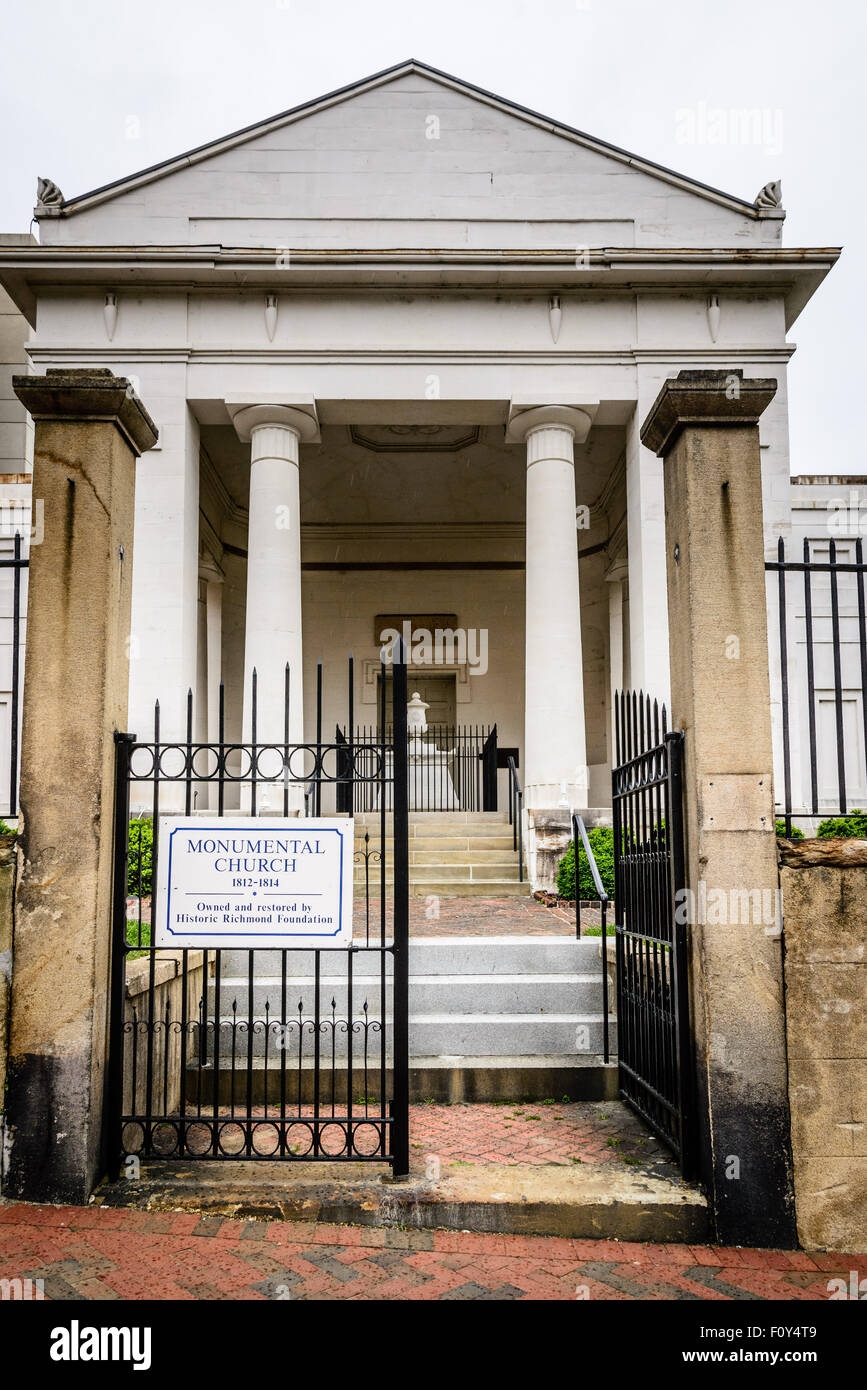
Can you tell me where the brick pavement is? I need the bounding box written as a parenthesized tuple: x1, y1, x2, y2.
(407, 1100, 675, 1172)
(360, 895, 602, 936)
(0, 1201, 862, 1301)
(130, 893, 601, 937)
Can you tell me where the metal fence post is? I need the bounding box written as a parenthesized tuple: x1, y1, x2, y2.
(390, 644, 410, 1176)
(666, 728, 695, 1180)
(104, 730, 134, 1182)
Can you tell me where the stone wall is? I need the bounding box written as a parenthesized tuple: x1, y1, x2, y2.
(780, 851, 867, 1250)
(124, 952, 205, 1122)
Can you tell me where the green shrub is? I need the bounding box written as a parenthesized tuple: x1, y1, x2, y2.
(816, 810, 867, 840)
(775, 819, 805, 840)
(557, 828, 615, 900)
(125, 918, 152, 961)
(127, 815, 154, 896)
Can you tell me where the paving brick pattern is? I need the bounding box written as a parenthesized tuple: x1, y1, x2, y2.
(130, 894, 600, 937)
(0, 1202, 862, 1301)
(214, 1101, 678, 1172)
(407, 1101, 675, 1173)
(360, 895, 602, 937)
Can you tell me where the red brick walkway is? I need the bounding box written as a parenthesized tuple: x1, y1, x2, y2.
(131, 894, 601, 937)
(408, 1101, 672, 1171)
(359, 895, 602, 936)
(0, 1202, 862, 1301)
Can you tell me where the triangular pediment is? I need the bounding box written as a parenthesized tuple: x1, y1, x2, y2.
(39, 60, 777, 251)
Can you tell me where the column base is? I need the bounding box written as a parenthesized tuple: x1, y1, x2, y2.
(524, 771, 589, 812)
(526, 805, 612, 892)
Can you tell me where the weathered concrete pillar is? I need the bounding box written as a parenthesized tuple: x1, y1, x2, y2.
(3, 368, 157, 1204)
(641, 369, 797, 1247)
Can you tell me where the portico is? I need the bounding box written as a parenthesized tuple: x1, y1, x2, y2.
(190, 391, 621, 830)
(0, 59, 836, 881)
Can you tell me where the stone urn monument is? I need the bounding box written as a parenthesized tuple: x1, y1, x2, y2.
(406, 691, 459, 810)
(379, 691, 459, 810)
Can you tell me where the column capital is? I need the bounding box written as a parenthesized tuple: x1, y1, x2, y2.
(604, 556, 629, 584)
(13, 367, 158, 456)
(640, 369, 777, 457)
(227, 395, 320, 444)
(199, 555, 224, 585)
(506, 400, 596, 445)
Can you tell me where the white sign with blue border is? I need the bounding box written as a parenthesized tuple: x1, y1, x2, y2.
(154, 817, 354, 949)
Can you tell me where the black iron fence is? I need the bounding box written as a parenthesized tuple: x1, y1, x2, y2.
(768, 536, 867, 831)
(107, 653, 410, 1176)
(612, 691, 695, 1178)
(337, 721, 497, 813)
(0, 532, 27, 818)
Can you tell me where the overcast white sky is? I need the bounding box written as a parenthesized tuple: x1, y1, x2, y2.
(0, 0, 863, 473)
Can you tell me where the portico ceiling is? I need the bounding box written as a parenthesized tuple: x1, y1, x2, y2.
(200, 420, 625, 527)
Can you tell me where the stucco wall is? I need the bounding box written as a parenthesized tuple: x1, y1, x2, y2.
(781, 861, 867, 1250)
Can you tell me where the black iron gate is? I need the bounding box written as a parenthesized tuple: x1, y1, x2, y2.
(106, 653, 410, 1176)
(611, 691, 695, 1177)
(336, 722, 497, 812)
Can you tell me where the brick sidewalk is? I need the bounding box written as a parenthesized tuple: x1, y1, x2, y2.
(0, 1202, 862, 1301)
(131, 894, 599, 937)
(407, 1101, 674, 1172)
(208, 1101, 678, 1171)
(361, 895, 601, 936)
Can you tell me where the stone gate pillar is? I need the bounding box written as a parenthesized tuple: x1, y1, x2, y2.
(3, 368, 157, 1204)
(641, 369, 797, 1247)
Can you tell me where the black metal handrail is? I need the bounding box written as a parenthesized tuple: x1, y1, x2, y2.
(572, 813, 610, 1064)
(506, 756, 523, 882)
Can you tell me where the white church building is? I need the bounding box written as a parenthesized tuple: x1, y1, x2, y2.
(0, 59, 858, 879)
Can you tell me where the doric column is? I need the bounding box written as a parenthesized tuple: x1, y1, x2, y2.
(198, 556, 223, 809)
(199, 557, 224, 748)
(605, 556, 628, 761)
(508, 403, 594, 809)
(228, 400, 319, 750)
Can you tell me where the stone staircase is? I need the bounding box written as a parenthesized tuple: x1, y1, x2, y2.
(204, 936, 616, 1100)
(354, 810, 528, 897)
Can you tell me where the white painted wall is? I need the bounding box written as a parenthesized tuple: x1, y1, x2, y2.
(0, 270, 32, 818)
(774, 478, 867, 825)
(38, 70, 775, 252)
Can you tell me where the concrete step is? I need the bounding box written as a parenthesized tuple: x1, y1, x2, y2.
(184, 1055, 619, 1105)
(406, 848, 519, 865)
(355, 863, 523, 882)
(199, 1013, 615, 1060)
(355, 815, 512, 837)
(354, 836, 518, 852)
(412, 1014, 615, 1058)
(208, 973, 603, 1015)
(218, 936, 599, 976)
(407, 880, 530, 897)
(103, 1158, 708, 1243)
